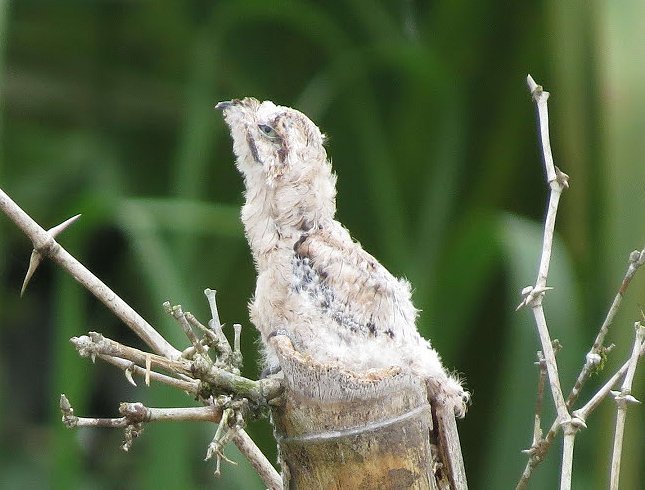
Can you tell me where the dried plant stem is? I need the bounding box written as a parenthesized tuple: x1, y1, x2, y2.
(0, 187, 180, 359)
(523, 75, 570, 422)
(232, 430, 282, 490)
(0, 187, 284, 487)
(518, 75, 576, 490)
(568, 249, 645, 405)
(518, 248, 645, 488)
(61, 397, 224, 428)
(608, 323, 643, 490)
(527, 352, 547, 451)
(71, 332, 282, 403)
(99, 352, 199, 392)
(517, 76, 643, 490)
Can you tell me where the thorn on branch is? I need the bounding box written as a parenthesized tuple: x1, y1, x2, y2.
(526, 74, 547, 101)
(60, 394, 78, 428)
(206, 407, 238, 477)
(610, 391, 641, 405)
(125, 363, 137, 387)
(21, 214, 82, 296)
(554, 166, 570, 189)
(567, 416, 587, 430)
(629, 249, 645, 268)
(516, 285, 554, 310)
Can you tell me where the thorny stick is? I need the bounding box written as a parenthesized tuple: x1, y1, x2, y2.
(517, 248, 645, 487)
(522, 75, 570, 422)
(517, 77, 644, 490)
(1, 185, 284, 487)
(608, 323, 643, 490)
(524, 351, 547, 454)
(517, 75, 574, 490)
(568, 248, 645, 406)
(61, 395, 224, 428)
(60, 393, 281, 488)
(70, 332, 283, 403)
(0, 187, 180, 359)
(232, 430, 283, 490)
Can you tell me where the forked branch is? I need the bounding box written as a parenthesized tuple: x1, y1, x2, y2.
(516, 76, 644, 490)
(0, 186, 283, 488)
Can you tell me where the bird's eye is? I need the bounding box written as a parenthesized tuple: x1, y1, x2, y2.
(258, 124, 280, 140)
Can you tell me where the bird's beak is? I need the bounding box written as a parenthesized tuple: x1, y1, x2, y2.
(214, 100, 237, 111)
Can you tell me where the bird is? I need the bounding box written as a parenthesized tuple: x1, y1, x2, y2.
(216, 98, 468, 417)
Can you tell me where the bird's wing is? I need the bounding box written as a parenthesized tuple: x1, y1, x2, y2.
(292, 226, 418, 339)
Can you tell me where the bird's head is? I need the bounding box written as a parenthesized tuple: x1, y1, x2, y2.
(216, 98, 336, 232)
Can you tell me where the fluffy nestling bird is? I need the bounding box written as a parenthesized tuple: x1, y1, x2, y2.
(216, 98, 469, 416)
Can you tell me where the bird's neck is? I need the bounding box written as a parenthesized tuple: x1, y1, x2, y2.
(240, 173, 336, 265)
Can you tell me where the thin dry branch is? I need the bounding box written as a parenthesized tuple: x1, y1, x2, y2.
(70, 332, 282, 404)
(517, 76, 644, 490)
(0, 186, 284, 488)
(520, 75, 570, 423)
(609, 322, 644, 490)
(568, 248, 645, 405)
(61, 395, 224, 428)
(0, 187, 179, 359)
(523, 351, 547, 455)
(232, 430, 283, 490)
(517, 75, 575, 490)
(518, 247, 645, 487)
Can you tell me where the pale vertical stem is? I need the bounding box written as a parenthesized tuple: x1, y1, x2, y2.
(525, 75, 570, 422)
(536, 187, 562, 287)
(609, 406, 626, 490)
(529, 75, 557, 182)
(532, 306, 568, 420)
(560, 427, 576, 490)
(609, 322, 644, 490)
(204, 288, 233, 356)
(525, 75, 575, 490)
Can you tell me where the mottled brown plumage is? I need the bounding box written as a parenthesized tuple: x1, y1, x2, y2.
(217, 98, 468, 416)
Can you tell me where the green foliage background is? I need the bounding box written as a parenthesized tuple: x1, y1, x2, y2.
(0, 1, 643, 488)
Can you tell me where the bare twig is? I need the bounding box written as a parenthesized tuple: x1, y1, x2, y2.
(206, 407, 238, 476)
(568, 248, 645, 405)
(1, 186, 284, 487)
(98, 352, 199, 392)
(608, 322, 644, 490)
(232, 429, 283, 490)
(521, 75, 570, 422)
(517, 75, 575, 490)
(60, 392, 282, 488)
(0, 187, 180, 359)
(523, 352, 547, 455)
(205, 288, 233, 357)
(164, 302, 207, 356)
(70, 332, 283, 403)
(516, 75, 645, 490)
(517, 247, 645, 487)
